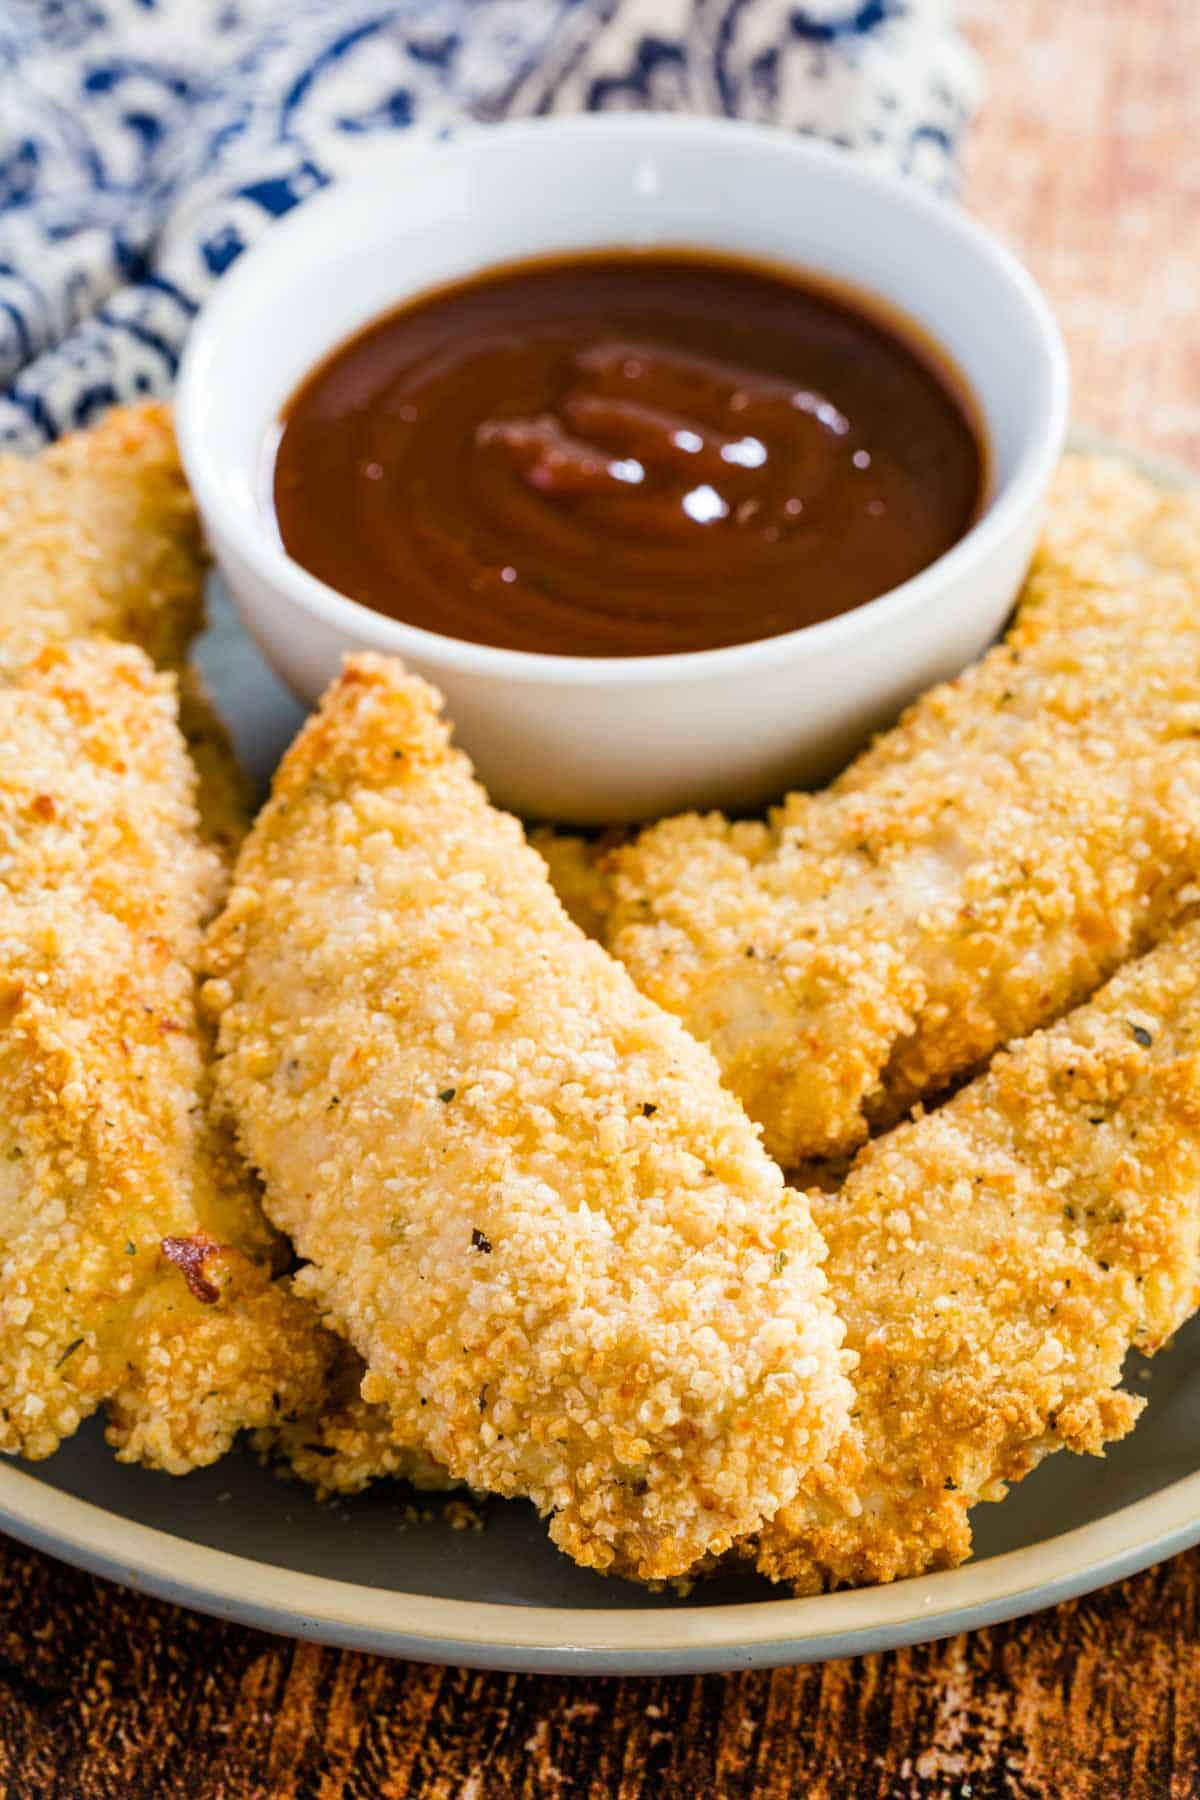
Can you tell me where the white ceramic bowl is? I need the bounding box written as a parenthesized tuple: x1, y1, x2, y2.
(176, 115, 1068, 823)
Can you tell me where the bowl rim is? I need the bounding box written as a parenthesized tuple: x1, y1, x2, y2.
(176, 113, 1070, 691)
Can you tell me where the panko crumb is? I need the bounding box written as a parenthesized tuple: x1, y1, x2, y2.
(445, 1498, 485, 1533)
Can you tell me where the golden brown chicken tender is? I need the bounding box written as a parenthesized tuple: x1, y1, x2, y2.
(0, 404, 350, 1473)
(757, 916, 1200, 1591)
(0, 401, 253, 848)
(0, 402, 254, 863)
(604, 457, 1200, 1164)
(207, 654, 851, 1581)
(0, 403, 207, 679)
(0, 640, 333, 1468)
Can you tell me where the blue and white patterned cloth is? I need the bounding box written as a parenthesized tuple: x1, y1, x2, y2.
(0, 0, 978, 449)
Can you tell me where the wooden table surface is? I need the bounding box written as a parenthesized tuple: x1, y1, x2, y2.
(3, 3, 1198, 1795)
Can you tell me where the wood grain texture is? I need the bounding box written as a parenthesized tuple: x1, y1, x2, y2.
(963, 0, 1200, 467)
(0, 1535, 1198, 1798)
(2, 3, 1198, 1795)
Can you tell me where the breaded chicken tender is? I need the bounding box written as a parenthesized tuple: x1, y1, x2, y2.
(0, 401, 253, 858)
(0, 404, 372, 1485)
(757, 917, 1200, 1591)
(206, 654, 850, 1581)
(605, 458, 1200, 1163)
(276, 822, 617, 1502)
(0, 404, 207, 678)
(0, 640, 333, 1467)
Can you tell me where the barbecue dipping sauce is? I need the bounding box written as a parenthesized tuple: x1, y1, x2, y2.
(272, 250, 984, 657)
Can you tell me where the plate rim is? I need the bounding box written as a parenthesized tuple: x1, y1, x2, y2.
(3, 426, 1196, 1675)
(3, 1456, 1200, 1674)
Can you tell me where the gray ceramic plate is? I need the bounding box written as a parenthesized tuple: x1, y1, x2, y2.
(1, 436, 1197, 1676)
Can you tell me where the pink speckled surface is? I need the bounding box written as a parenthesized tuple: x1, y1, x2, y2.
(964, 0, 1200, 468)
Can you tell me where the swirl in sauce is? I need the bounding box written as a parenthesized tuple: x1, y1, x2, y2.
(272, 251, 984, 657)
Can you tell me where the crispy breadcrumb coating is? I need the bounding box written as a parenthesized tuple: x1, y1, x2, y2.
(528, 828, 617, 940)
(257, 1342, 456, 1499)
(176, 665, 255, 861)
(756, 917, 1200, 1591)
(0, 400, 252, 868)
(0, 404, 207, 678)
(206, 654, 850, 1581)
(0, 404, 369, 1478)
(605, 457, 1200, 1164)
(0, 641, 333, 1468)
(274, 776, 618, 1504)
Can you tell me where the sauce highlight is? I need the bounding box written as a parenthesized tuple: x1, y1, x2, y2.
(273, 250, 984, 658)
